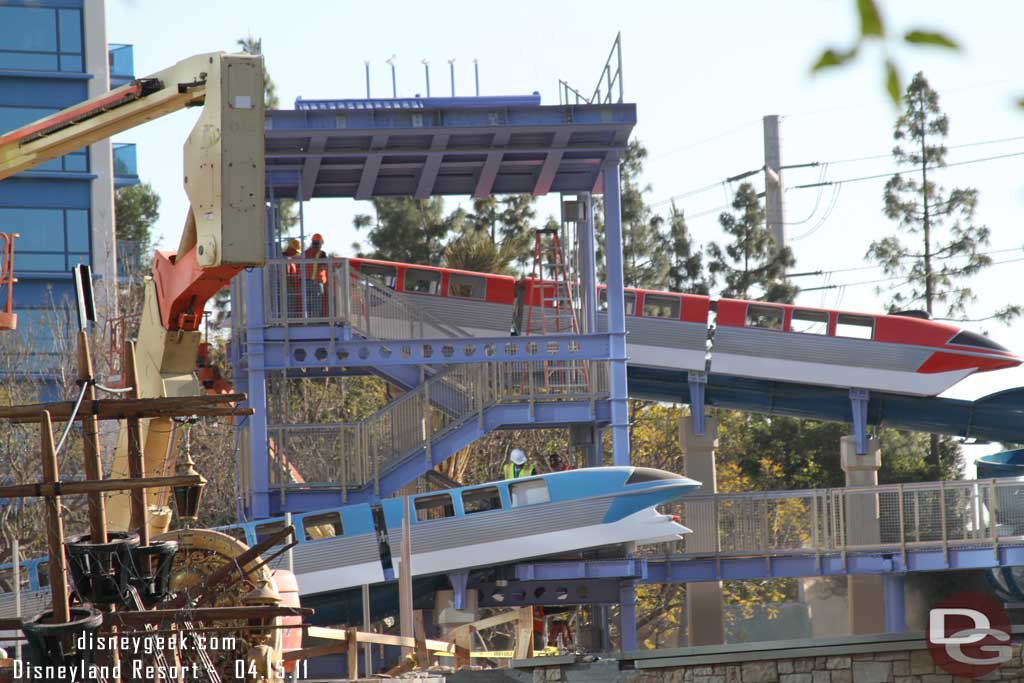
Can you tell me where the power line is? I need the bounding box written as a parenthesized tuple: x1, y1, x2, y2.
(818, 134, 1024, 166)
(800, 256, 1024, 291)
(791, 149, 1024, 190)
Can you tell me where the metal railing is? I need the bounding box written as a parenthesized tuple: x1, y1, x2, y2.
(647, 477, 1024, 560)
(268, 359, 609, 495)
(557, 32, 623, 106)
(263, 257, 468, 340)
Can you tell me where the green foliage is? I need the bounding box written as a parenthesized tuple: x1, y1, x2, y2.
(868, 72, 1021, 324)
(706, 183, 797, 303)
(811, 0, 959, 105)
(666, 204, 709, 294)
(115, 182, 160, 256)
(596, 140, 711, 294)
(462, 195, 538, 274)
(353, 197, 460, 265)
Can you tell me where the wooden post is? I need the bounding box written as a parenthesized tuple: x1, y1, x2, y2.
(362, 584, 373, 676)
(346, 626, 359, 680)
(413, 609, 429, 667)
(454, 626, 472, 669)
(124, 342, 149, 546)
(41, 411, 70, 623)
(514, 606, 534, 660)
(399, 496, 414, 659)
(77, 330, 107, 544)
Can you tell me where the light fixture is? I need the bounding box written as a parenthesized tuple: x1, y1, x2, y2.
(172, 421, 206, 526)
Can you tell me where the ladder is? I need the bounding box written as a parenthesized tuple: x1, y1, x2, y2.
(524, 228, 588, 393)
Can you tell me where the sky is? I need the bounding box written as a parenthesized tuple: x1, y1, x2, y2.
(106, 1, 1024, 475)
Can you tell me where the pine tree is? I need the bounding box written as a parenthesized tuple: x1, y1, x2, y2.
(114, 182, 160, 277)
(706, 183, 796, 303)
(465, 195, 537, 274)
(867, 71, 1020, 323)
(353, 197, 457, 265)
(665, 203, 709, 294)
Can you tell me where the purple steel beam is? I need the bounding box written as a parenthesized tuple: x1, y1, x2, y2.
(532, 130, 570, 196)
(414, 134, 449, 199)
(473, 130, 510, 197)
(299, 135, 327, 200)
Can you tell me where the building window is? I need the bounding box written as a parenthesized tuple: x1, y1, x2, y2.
(0, 107, 88, 173)
(2, 208, 90, 271)
(13, 307, 74, 372)
(0, 6, 83, 73)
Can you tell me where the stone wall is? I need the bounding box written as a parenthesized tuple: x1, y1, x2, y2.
(453, 633, 1024, 683)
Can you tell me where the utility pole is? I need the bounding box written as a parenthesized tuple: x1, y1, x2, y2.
(763, 114, 785, 256)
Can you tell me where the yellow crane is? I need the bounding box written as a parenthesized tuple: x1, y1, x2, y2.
(0, 51, 264, 535)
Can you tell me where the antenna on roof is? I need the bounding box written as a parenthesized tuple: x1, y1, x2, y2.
(422, 59, 431, 97)
(364, 61, 371, 98)
(448, 58, 456, 97)
(386, 55, 397, 97)
(474, 58, 479, 96)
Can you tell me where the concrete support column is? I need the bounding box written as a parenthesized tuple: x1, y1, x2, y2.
(679, 416, 725, 646)
(841, 435, 886, 634)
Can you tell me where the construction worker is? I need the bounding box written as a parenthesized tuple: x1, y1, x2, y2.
(303, 233, 328, 317)
(283, 238, 302, 318)
(503, 448, 536, 479)
(548, 452, 574, 472)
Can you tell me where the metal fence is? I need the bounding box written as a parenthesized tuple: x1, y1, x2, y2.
(263, 257, 467, 340)
(644, 477, 1024, 559)
(268, 359, 609, 495)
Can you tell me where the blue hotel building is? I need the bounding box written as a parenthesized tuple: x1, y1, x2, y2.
(0, 0, 137, 370)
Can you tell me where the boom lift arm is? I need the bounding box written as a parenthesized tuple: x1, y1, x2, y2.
(0, 52, 266, 534)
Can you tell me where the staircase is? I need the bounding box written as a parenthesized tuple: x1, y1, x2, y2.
(260, 260, 608, 503)
(269, 358, 610, 503)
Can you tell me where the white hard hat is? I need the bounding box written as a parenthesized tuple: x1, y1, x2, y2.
(510, 448, 527, 465)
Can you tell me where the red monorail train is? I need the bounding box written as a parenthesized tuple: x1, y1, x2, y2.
(347, 257, 1020, 396)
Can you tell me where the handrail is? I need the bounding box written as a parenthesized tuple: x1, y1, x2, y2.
(262, 257, 470, 340)
(268, 359, 610, 491)
(647, 476, 1024, 559)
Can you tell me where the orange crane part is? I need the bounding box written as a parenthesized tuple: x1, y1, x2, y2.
(0, 232, 16, 331)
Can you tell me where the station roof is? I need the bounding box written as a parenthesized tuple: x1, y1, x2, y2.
(264, 96, 636, 201)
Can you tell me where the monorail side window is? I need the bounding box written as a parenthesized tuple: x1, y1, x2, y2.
(415, 493, 456, 521)
(361, 264, 397, 289)
(746, 304, 784, 330)
(255, 521, 287, 546)
(404, 268, 442, 294)
(509, 479, 550, 507)
(836, 314, 874, 340)
(303, 512, 344, 541)
(0, 566, 27, 592)
(791, 309, 828, 335)
(599, 290, 637, 315)
(449, 274, 486, 299)
(462, 486, 502, 514)
(643, 294, 681, 319)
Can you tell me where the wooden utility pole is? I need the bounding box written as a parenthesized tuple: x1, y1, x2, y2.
(41, 411, 70, 623)
(124, 342, 149, 546)
(763, 114, 785, 257)
(77, 330, 107, 544)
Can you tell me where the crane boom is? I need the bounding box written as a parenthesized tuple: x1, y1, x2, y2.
(0, 51, 266, 535)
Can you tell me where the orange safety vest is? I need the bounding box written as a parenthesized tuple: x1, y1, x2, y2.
(303, 246, 327, 284)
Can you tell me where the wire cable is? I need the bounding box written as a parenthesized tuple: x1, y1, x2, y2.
(54, 381, 89, 458)
(792, 149, 1024, 190)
